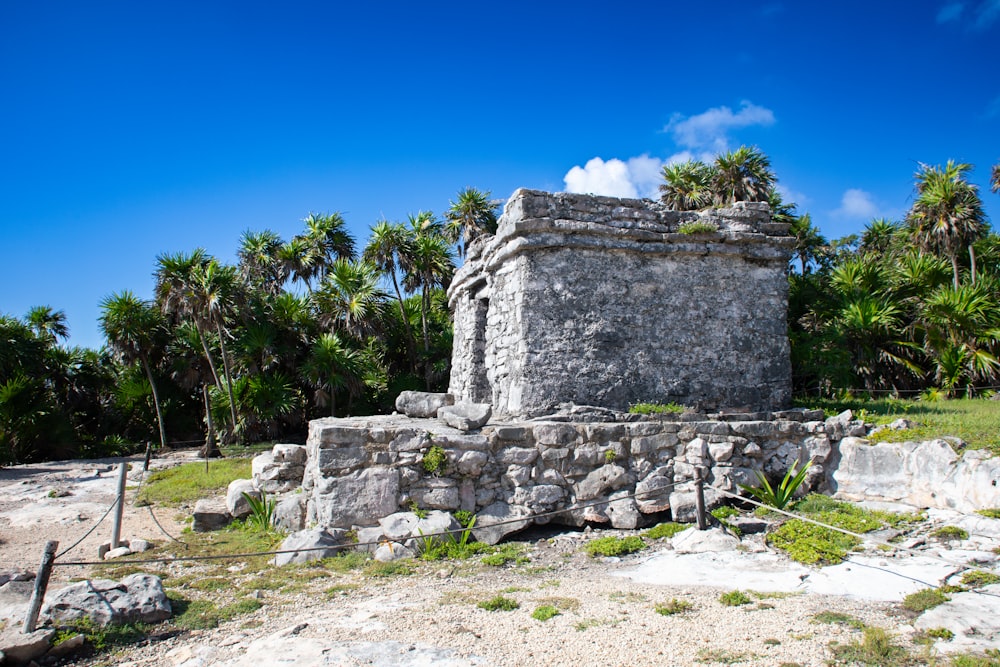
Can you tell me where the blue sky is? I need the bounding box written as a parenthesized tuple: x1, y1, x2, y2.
(2, 1, 998, 350)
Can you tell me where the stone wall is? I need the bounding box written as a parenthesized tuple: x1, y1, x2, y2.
(448, 189, 795, 418)
(300, 409, 852, 540)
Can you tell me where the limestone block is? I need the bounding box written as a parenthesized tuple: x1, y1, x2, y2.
(574, 464, 628, 501)
(272, 444, 307, 464)
(529, 484, 565, 506)
(708, 439, 734, 462)
(311, 467, 399, 528)
(438, 402, 492, 431)
(504, 464, 531, 486)
(273, 494, 305, 532)
(43, 574, 171, 626)
(379, 512, 420, 541)
(497, 447, 538, 465)
(456, 450, 489, 476)
(227, 478, 260, 519)
(0, 627, 55, 664)
(317, 446, 368, 472)
(606, 491, 641, 529)
(471, 501, 532, 545)
(274, 528, 348, 566)
(411, 485, 460, 510)
(374, 542, 414, 562)
(635, 474, 672, 513)
(192, 498, 231, 532)
(671, 527, 740, 553)
(534, 423, 578, 446)
(396, 391, 454, 418)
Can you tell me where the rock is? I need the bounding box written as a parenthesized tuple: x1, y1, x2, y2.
(274, 528, 348, 566)
(671, 527, 741, 553)
(226, 479, 260, 519)
(192, 498, 231, 532)
(471, 501, 532, 545)
(668, 488, 720, 523)
(606, 492, 641, 529)
(272, 494, 305, 532)
(252, 450, 305, 494)
(437, 403, 492, 431)
(0, 626, 55, 664)
(914, 585, 1000, 653)
(635, 474, 672, 513)
(574, 464, 628, 501)
(103, 546, 132, 560)
(412, 511, 462, 547)
(43, 574, 171, 626)
(272, 443, 307, 464)
(129, 538, 152, 553)
(219, 636, 484, 667)
(373, 542, 414, 562)
(395, 391, 454, 418)
(310, 467, 400, 529)
(46, 631, 85, 658)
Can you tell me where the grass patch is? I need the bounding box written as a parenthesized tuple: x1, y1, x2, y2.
(931, 525, 969, 541)
(829, 625, 914, 666)
(677, 221, 720, 236)
(629, 402, 685, 415)
(696, 648, 752, 664)
(813, 611, 866, 629)
(643, 522, 688, 540)
(655, 598, 694, 616)
(480, 543, 529, 567)
(364, 559, 414, 577)
(950, 651, 1000, 666)
(52, 618, 149, 653)
(535, 596, 580, 612)
(795, 397, 1000, 453)
(137, 458, 252, 506)
(169, 595, 262, 630)
(961, 570, 1000, 588)
(609, 591, 647, 603)
(531, 605, 560, 621)
(977, 509, 1000, 519)
(584, 535, 647, 558)
(719, 590, 752, 606)
(477, 595, 519, 611)
(902, 588, 950, 613)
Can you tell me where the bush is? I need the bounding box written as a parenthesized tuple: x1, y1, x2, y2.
(477, 595, 519, 611)
(902, 588, 949, 613)
(655, 599, 694, 615)
(643, 522, 687, 540)
(584, 536, 647, 558)
(719, 590, 752, 606)
(532, 605, 560, 621)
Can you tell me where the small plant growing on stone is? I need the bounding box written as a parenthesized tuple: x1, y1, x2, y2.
(676, 221, 719, 235)
(584, 536, 647, 558)
(453, 510, 475, 527)
(408, 501, 428, 519)
(740, 461, 812, 511)
(531, 605, 560, 621)
(481, 543, 530, 567)
(961, 570, 1000, 588)
(719, 590, 752, 606)
(477, 595, 519, 611)
(902, 588, 950, 613)
(421, 443, 447, 475)
(629, 402, 685, 415)
(976, 508, 1000, 519)
(655, 598, 694, 616)
(603, 449, 616, 464)
(643, 522, 687, 540)
(930, 525, 969, 541)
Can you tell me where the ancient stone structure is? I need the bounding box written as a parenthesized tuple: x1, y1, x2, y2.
(449, 189, 795, 418)
(294, 408, 845, 540)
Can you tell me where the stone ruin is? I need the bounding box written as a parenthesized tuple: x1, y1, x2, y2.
(223, 189, 838, 545)
(449, 189, 795, 416)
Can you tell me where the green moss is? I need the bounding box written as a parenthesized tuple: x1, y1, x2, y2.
(961, 570, 1000, 588)
(812, 611, 865, 629)
(629, 402, 685, 415)
(584, 536, 647, 557)
(655, 598, 694, 615)
(477, 595, 519, 611)
(643, 522, 688, 540)
(976, 509, 1000, 519)
(531, 605, 560, 621)
(677, 221, 719, 235)
(481, 543, 529, 567)
(931, 525, 969, 541)
(719, 590, 752, 606)
(902, 588, 950, 613)
(769, 519, 860, 564)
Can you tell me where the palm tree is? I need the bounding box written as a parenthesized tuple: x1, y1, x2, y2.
(25, 306, 69, 343)
(711, 145, 776, 205)
(238, 229, 287, 296)
(312, 259, 389, 339)
(788, 214, 826, 274)
(301, 333, 365, 417)
(658, 160, 714, 211)
(445, 187, 499, 258)
(991, 162, 1000, 194)
(860, 218, 902, 257)
(99, 291, 168, 451)
(190, 259, 241, 437)
(907, 161, 988, 288)
(363, 220, 419, 372)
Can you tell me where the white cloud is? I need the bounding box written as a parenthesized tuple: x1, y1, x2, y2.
(937, 2, 964, 23)
(563, 155, 666, 199)
(832, 189, 879, 220)
(664, 101, 776, 153)
(776, 184, 810, 208)
(975, 0, 1000, 28)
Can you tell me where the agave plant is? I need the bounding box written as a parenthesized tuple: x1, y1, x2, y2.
(242, 490, 276, 532)
(740, 461, 812, 510)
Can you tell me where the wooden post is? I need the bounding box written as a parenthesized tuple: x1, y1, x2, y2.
(23, 540, 58, 633)
(111, 462, 127, 549)
(694, 466, 708, 530)
(143, 441, 152, 472)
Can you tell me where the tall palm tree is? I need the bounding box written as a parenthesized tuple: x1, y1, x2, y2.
(445, 187, 499, 258)
(99, 291, 168, 451)
(788, 213, 826, 274)
(402, 216, 455, 389)
(658, 160, 714, 211)
(190, 259, 241, 436)
(312, 259, 389, 339)
(907, 161, 988, 288)
(364, 220, 417, 368)
(238, 229, 287, 297)
(711, 145, 776, 205)
(25, 306, 69, 343)
(301, 333, 365, 417)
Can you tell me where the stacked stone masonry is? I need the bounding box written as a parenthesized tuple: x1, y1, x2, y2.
(300, 409, 852, 538)
(448, 189, 796, 418)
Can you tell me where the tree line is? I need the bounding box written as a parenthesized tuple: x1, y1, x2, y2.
(2, 156, 998, 464)
(0, 188, 498, 463)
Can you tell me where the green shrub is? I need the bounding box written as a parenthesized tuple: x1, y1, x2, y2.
(584, 536, 647, 558)
(241, 490, 276, 532)
(643, 522, 687, 540)
(655, 598, 694, 615)
(719, 590, 752, 606)
(422, 444, 447, 474)
(740, 461, 812, 510)
(531, 605, 560, 621)
(829, 626, 912, 666)
(902, 588, 950, 613)
(477, 595, 519, 611)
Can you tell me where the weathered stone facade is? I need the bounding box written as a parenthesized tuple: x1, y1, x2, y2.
(299, 409, 845, 539)
(448, 189, 795, 417)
